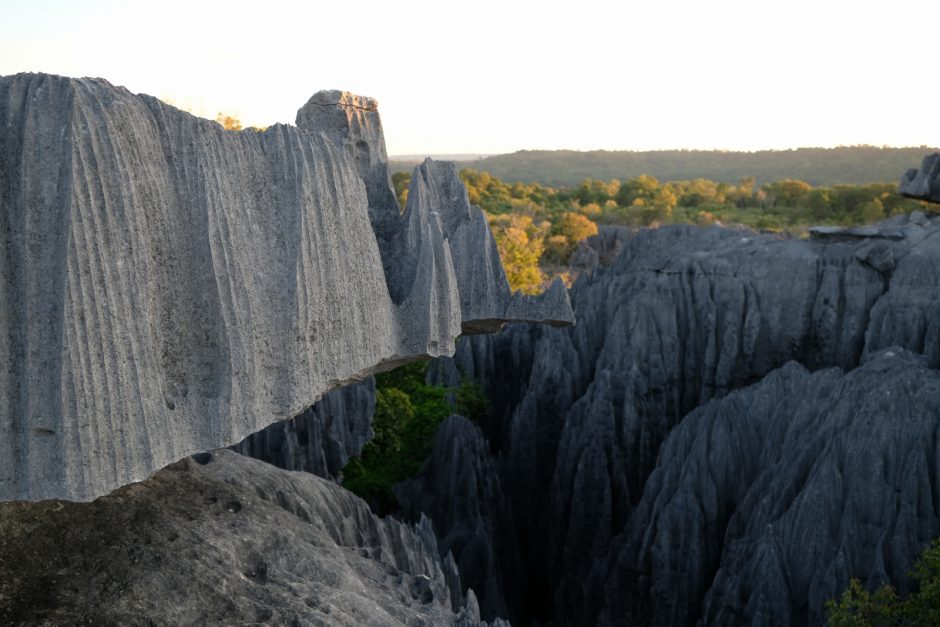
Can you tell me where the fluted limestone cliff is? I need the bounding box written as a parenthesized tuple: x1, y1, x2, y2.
(0, 74, 573, 502)
(8, 68, 940, 625)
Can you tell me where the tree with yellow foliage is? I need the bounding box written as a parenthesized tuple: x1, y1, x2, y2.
(543, 212, 599, 264)
(215, 113, 243, 131)
(486, 213, 545, 294)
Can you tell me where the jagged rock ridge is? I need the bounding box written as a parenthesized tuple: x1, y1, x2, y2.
(0, 74, 572, 503)
(596, 348, 940, 626)
(412, 210, 940, 624)
(396, 415, 520, 622)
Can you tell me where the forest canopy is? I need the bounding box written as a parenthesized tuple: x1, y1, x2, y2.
(392, 166, 935, 294)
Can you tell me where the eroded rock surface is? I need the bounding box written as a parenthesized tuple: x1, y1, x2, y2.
(0, 449, 506, 626)
(0, 73, 572, 502)
(597, 348, 940, 626)
(417, 213, 940, 624)
(900, 152, 940, 203)
(232, 378, 376, 480)
(396, 415, 518, 622)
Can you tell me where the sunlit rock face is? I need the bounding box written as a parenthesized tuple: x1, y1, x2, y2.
(0, 73, 572, 503)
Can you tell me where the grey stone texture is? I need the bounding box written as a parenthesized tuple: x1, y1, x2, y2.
(232, 378, 376, 480)
(0, 448, 505, 626)
(415, 213, 940, 624)
(900, 152, 940, 203)
(0, 73, 572, 502)
(595, 348, 940, 626)
(396, 415, 519, 622)
(405, 159, 573, 334)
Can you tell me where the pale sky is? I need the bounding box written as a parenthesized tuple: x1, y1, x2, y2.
(2, 0, 939, 155)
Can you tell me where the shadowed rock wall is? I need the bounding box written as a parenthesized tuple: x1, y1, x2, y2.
(414, 209, 940, 624)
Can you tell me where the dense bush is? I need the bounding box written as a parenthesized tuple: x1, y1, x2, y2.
(341, 360, 488, 514)
(827, 538, 940, 626)
(391, 168, 934, 293)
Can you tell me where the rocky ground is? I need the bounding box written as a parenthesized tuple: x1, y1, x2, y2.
(0, 449, 504, 626)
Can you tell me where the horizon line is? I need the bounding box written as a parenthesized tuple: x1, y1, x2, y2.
(388, 145, 940, 160)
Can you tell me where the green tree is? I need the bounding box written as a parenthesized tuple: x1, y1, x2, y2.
(543, 234, 573, 265)
(556, 212, 598, 242)
(456, 378, 488, 423)
(370, 388, 414, 456)
(545, 212, 599, 263)
(726, 176, 756, 208)
(762, 179, 812, 207)
(343, 361, 468, 515)
(392, 171, 411, 210)
(677, 178, 722, 207)
(617, 174, 660, 207)
(827, 538, 940, 626)
(860, 198, 885, 223)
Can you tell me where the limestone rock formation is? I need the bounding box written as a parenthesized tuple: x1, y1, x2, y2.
(232, 378, 376, 480)
(900, 152, 940, 203)
(0, 73, 572, 502)
(597, 348, 940, 626)
(0, 448, 505, 626)
(405, 159, 573, 334)
(419, 212, 940, 624)
(395, 415, 518, 622)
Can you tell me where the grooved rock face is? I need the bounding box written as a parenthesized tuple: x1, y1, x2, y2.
(0, 73, 573, 503)
(601, 348, 940, 626)
(396, 415, 518, 622)
(419, 214, 940, 624)
(232, 378, 377, 480)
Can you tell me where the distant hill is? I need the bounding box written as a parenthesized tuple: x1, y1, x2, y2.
(390, 153, 490, 162)
(409, 146, 939, 187)
(389, 154, 489, 173)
